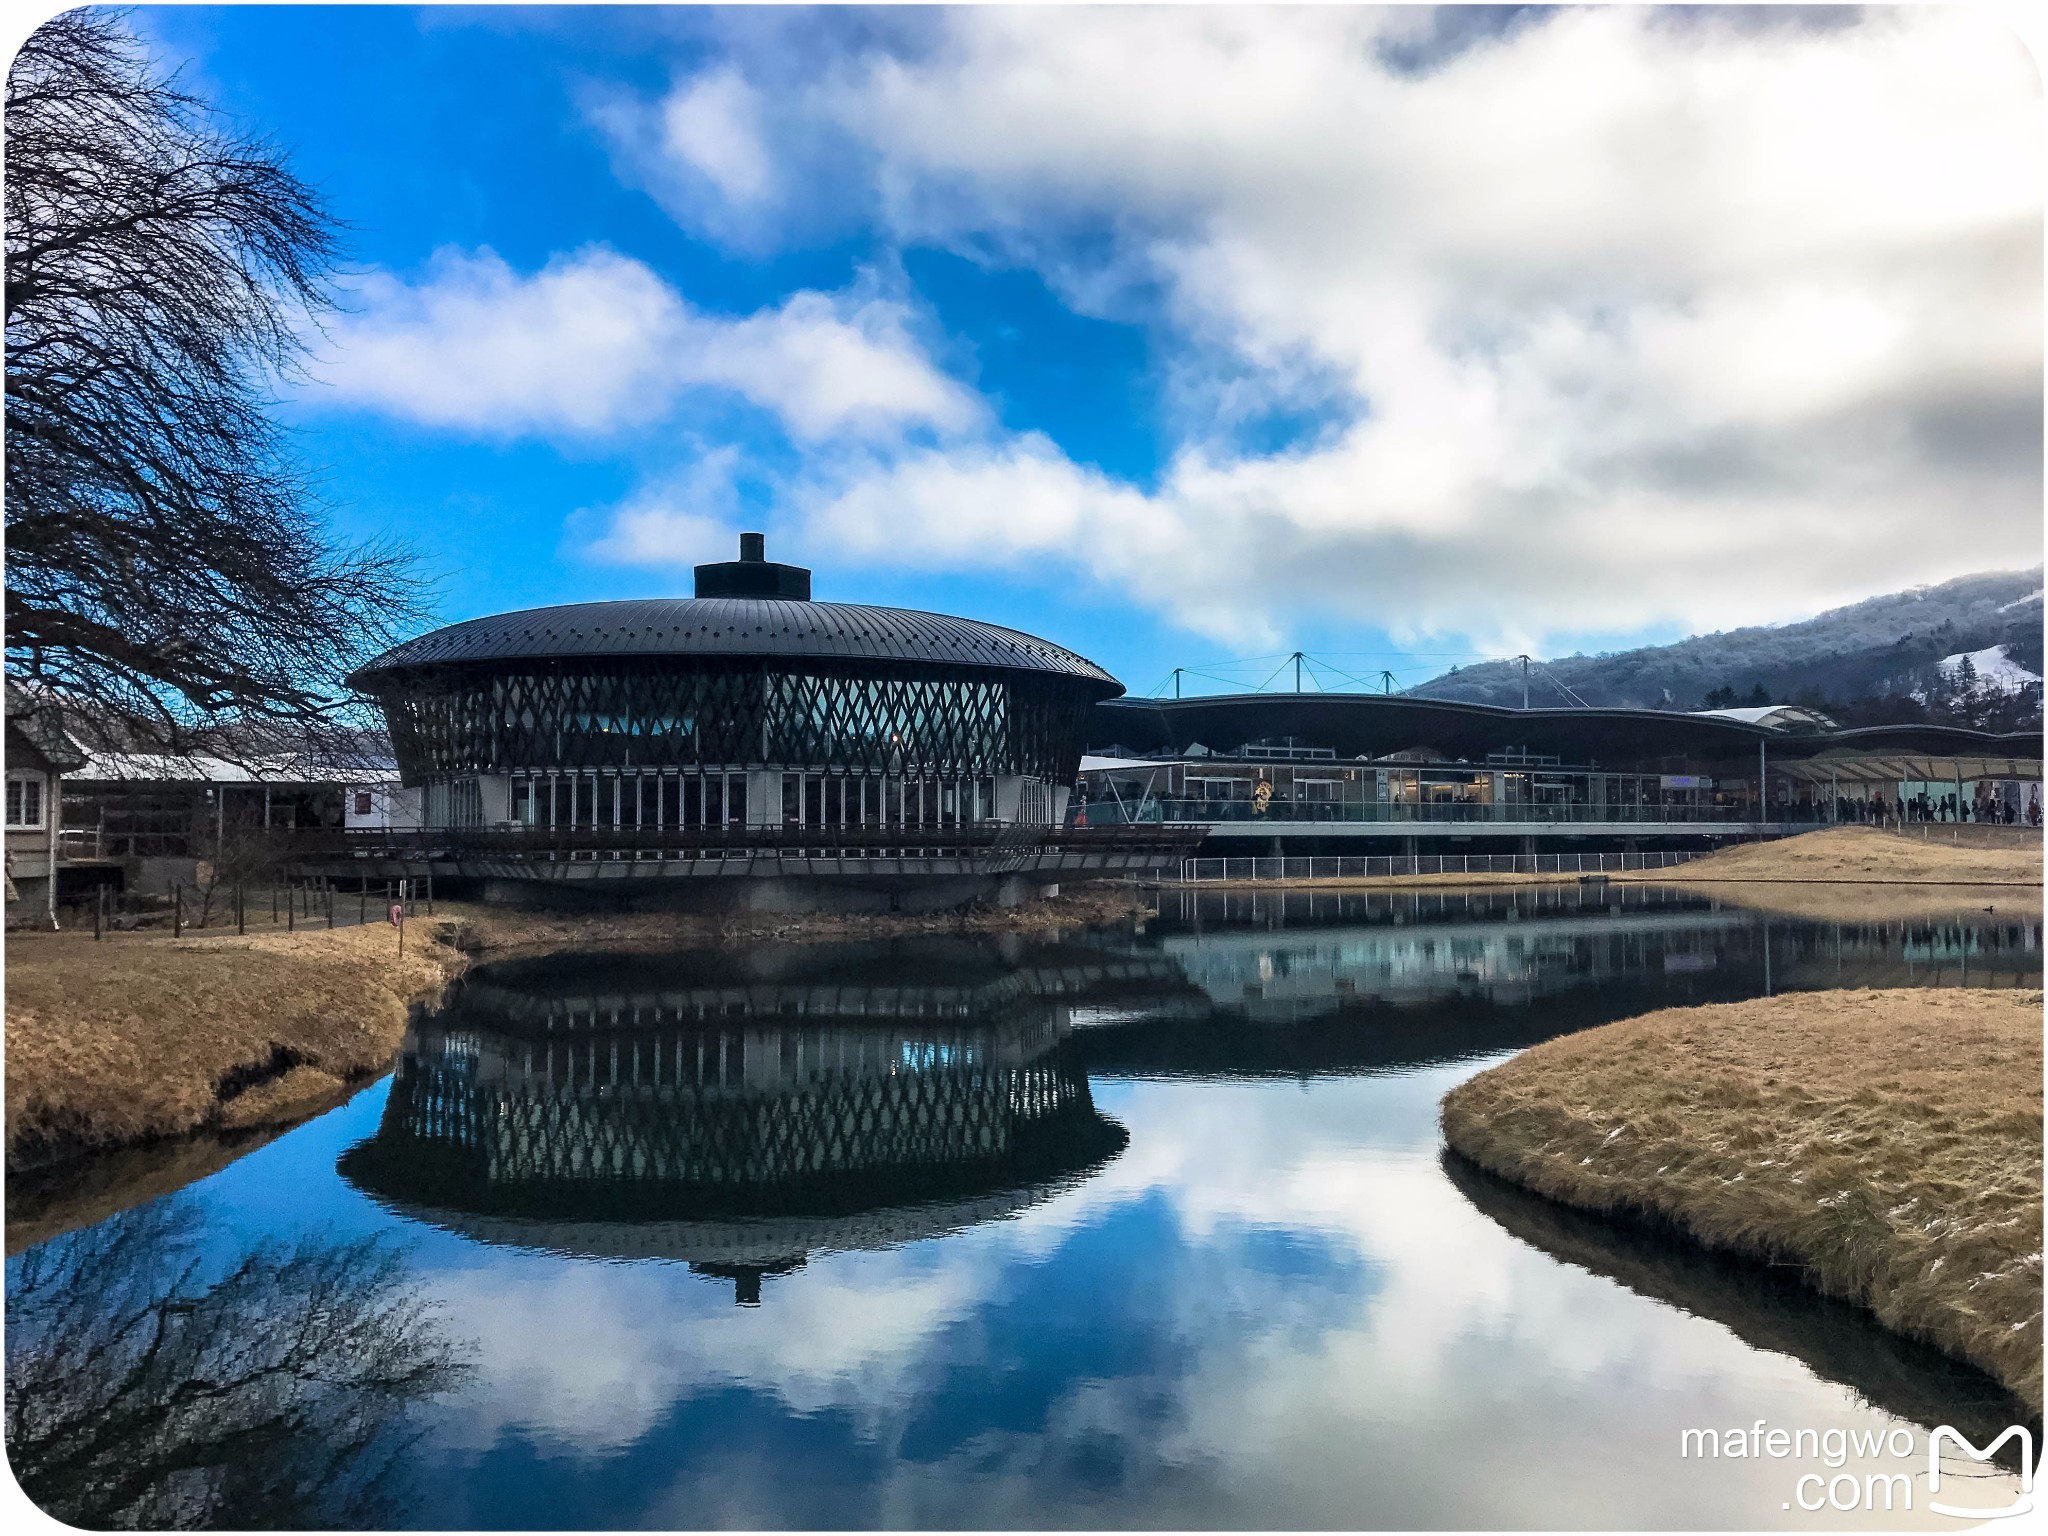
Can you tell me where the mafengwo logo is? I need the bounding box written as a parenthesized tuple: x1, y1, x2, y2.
(1928, 1426, 2034, 1521)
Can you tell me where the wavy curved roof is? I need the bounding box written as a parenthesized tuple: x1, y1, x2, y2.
(1088, 693, 2043, 767)
(349, 596, 1121, 693)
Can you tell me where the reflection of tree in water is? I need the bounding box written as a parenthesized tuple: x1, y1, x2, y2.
(5, 1199, 468, 1529)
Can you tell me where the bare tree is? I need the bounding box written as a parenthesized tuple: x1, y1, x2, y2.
(4, 10, 425, 754)
(188, 805, 290, 928)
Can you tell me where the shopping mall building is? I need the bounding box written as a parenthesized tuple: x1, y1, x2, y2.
(1076, 693, 2042, 858)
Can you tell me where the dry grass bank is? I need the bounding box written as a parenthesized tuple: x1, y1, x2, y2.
(1620, 825, 2042, 887)
(1441, 988, 2044, 1409)
(3, 1109, 355, 1256)
(4, 918, 466, 1170)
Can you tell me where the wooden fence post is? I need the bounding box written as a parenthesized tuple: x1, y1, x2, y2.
(236, 883, 245, 935)
(173, 885, 182, 939)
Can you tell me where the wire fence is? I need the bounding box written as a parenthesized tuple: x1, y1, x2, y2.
(1178, 850, 1705, 883)
(60, 876, 434, 939)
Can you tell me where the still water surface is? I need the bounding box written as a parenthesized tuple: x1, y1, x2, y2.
(8, 886, 2039, 1528)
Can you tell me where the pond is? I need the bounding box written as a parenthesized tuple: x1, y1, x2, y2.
(7, 886, 2039, 1528)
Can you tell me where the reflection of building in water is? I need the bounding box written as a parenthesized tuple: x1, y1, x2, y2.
(1144, 886, 2042, 1021)
(1771, 918, 2042, 992)
(338, 941, 1148, 1302)
(339, 913, 2042, 1296)
(1156, 912, 1749, 1020)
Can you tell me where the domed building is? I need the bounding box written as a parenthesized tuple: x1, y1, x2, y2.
(343, 535, 1192, 905)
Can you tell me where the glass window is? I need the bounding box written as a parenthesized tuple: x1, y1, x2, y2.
(726, 775, 746, 826)
(574, 775, 594, 827)
(5, 776, 42, 828)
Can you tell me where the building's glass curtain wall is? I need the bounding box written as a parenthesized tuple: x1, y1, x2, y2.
(350, 538, 1122, 838)
(503, 770, 1002, 831)
(374, 662, 1088, 779)
(1077, 750, 1755, 826)
(369, 662, 1096, 832)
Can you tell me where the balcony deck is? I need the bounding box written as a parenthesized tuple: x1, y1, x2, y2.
(281, 822, 1204, 884)
(1074, 799, 1805, 843)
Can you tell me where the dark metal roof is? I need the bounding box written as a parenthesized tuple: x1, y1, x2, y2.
(349, 597, 1121, 694)
(3, 683, 87, 772)
(1089, 693, 2043, 770)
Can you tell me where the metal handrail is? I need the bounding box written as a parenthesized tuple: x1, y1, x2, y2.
(1072, 799, 1783, 827)
(279, 820, 1203, 862)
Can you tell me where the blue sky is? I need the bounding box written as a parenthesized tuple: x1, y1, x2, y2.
(125, 6, 2042, 697)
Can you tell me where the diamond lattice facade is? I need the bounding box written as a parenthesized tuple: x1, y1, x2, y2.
(349, 536, 1121, 838)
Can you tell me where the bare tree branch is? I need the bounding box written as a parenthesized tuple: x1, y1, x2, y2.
(5, 9, 429, 751)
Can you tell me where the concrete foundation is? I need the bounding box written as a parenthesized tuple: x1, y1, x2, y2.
(468, 871, 1064, 916)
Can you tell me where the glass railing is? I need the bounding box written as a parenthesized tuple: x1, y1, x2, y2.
(1071, 799, 1781, 827)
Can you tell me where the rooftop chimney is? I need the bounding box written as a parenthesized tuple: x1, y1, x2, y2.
(694, 532, 812, 600)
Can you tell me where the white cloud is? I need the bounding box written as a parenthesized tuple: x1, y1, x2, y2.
(428, 1245, 995, 1456)
(312, 247, 685, 435)
(580, 451, 744, 568)
(691, 289, 979, 441)
(660, 66, 774, 205)
(309, 249, 978, 445)
(606, 6, 2042, 648)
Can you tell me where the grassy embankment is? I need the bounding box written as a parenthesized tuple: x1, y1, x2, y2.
(1184, 825, 2040, 917)
(1617, 824, 2042, 920)
(1441, 987, 2044, 1410)
(1630, 823, 2041, 885)
(4, 918, 469, 1173)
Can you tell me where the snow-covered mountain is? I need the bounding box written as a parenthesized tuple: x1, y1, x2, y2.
(1935, 644, 2043, 696)
(1408, 568, 2043, 726)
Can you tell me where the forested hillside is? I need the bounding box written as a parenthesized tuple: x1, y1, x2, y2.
(1409, 568, 2043, 730)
